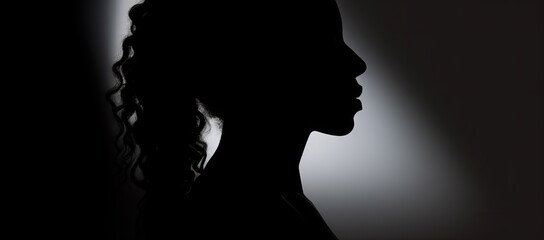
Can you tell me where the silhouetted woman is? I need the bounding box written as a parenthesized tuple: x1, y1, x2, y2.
(110, 0, 366, 239)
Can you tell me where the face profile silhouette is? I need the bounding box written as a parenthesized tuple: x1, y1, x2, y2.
(196, 0, 366, 137)
(110, 0, 365, 239)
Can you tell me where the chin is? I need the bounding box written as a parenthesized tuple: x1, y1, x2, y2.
(314, 118, 355, 136)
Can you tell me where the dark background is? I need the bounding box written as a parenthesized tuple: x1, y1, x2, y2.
(7, 0, 542, 239)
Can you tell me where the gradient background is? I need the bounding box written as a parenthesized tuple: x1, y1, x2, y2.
(9, 0, 541, 239)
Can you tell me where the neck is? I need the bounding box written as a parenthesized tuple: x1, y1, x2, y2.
(202, 120, 311, 194)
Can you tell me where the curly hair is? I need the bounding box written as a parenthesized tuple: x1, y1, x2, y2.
(110, 0, 210, 187)
(109, 1, 210, 237)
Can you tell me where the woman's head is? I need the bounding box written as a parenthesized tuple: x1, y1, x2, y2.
(110, 0, 365, 235)
(120, 0, 364, 132)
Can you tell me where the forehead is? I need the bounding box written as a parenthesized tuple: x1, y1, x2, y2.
(158, 1, 344, 59)
(302, 0, 343, 35)
(250, 0, 343, 42)
(187, 1, 340, 27)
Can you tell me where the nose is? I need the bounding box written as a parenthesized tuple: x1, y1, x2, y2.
(344, 44, 366, 78)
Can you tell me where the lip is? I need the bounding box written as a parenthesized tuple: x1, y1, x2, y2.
(354, 99, 362, 111)
(355, 83, 363, 98)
